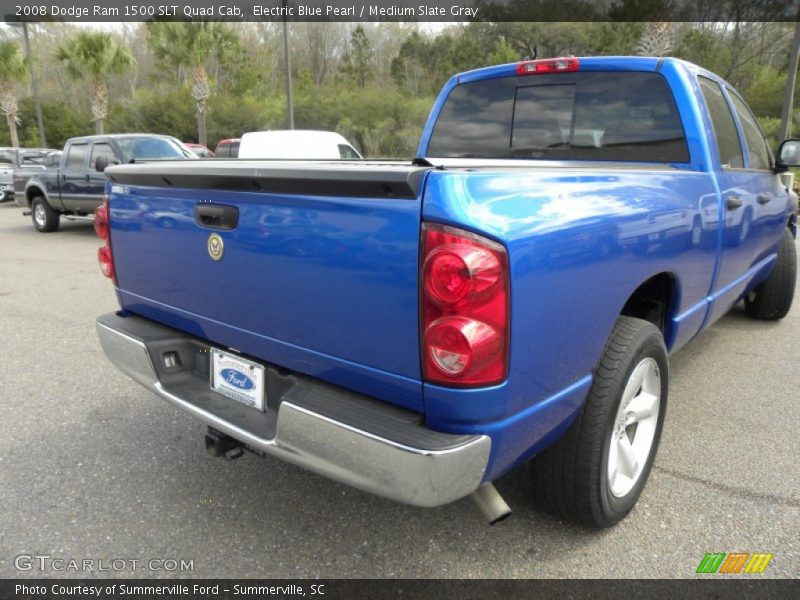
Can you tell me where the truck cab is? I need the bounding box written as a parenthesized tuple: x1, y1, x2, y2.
(24, 134, 193, 233)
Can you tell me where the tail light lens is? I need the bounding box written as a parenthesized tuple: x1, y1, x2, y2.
(94, 200, 109, 239)
(421, 223, 509, 387)
(516, 57, 579, 75)
(98, 245, 114, 279)
(95, 193, 115, 281)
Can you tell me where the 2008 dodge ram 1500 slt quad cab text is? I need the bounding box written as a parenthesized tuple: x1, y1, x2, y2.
(95, 57, 799, 528)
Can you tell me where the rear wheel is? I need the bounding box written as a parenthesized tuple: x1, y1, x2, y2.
(532, 316, 668, 528)
(744, 228, 796, 320)
(31, 196, 60, 233)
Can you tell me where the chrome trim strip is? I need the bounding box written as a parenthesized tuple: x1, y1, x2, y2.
(96, 319, 491, 507)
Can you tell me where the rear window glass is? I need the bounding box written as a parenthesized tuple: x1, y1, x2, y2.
(427, 71, 689, 163)
(21, 153, 45, 166)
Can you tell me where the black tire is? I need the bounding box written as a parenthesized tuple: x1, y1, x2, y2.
(744, 228, 796, 320)
(30, 195, 60, 233)
(532, 316, 668, 528)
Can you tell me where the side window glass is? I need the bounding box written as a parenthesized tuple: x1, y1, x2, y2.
(729, 92, 772, 170)
(698, 77, 743, 169)
(65, 144, 88, 168)
(338, 144, 360, 159)
(90, 143, 117, 168)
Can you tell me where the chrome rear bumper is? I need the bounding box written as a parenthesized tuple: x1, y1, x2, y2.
(96, 312, 490, 507)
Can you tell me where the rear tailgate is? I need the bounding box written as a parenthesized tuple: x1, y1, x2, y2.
(105, 161, 430, 411)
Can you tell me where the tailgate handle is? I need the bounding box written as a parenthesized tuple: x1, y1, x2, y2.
(195, 204, 239, 230)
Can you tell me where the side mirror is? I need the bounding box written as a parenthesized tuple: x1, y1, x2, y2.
(95, 156, 119, 172)
(775, 138, 800, 172)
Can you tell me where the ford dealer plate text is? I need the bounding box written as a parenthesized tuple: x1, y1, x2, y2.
(210, 349, 266, 412)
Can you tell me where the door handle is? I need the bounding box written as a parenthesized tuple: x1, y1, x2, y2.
(726, 196, 743, 210)
(757, 193, 772, 205)
(195, 203, 239, 230)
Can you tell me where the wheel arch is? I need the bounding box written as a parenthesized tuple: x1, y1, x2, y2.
(25, 184, 47, 207)
(618, 271, 679, 345)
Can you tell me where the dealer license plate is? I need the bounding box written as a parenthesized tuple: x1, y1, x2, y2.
(210, 348, 266, 411)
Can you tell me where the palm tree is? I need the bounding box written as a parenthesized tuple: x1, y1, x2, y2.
(56, 31, 135, 134)
(0, 40, 28, 147)
(147, 22, 238, 147)
(635, 22, 673, 57)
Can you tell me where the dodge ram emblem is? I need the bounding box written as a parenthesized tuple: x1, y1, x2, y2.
(207, 233, 224, 261)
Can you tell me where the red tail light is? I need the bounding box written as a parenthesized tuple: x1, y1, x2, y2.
(98, 245, 114, 278)
(95, 193, 115, 281)
(421, 223, 509, 387)
(94, 201, 109, 239)
(516, 57, 579, 76)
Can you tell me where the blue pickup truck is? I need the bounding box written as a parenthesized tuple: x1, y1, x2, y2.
(95, 57, 799, 528)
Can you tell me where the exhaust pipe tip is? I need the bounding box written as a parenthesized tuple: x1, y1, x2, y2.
(470, 482, 512, 525)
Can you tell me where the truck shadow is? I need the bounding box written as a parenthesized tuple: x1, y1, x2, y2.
(50, 222, 96, 236)
(12, 391, 609, 578)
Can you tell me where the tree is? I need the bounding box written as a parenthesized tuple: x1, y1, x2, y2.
(56, 31, 135, 134)
(147, 22, 239, 146)
(635, 22, 673, 57)
(391, 32, 430, 96)
(0, 39, 28, 147)
(293, 23, 348, 87)
(343, 25, 373, 88)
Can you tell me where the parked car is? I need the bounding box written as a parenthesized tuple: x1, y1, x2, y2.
(214, 138, 240, 158)
(95, 57, 798, 529)
(21, 134, 192, 232)
(237, 130, 362, 159)
(0, 147, 59, 202)
(0, 150, 14, 202)
(185, 143, 215, 158)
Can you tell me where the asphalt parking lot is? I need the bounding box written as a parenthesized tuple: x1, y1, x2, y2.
(0, 201, 797, 579)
